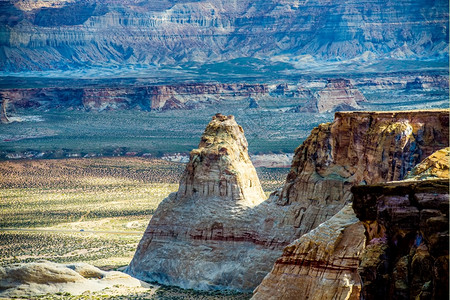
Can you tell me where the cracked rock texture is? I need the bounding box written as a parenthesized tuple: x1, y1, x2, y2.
(352, 147, 449, 300)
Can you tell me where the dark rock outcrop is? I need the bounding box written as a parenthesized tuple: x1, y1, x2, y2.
(352, 147, 449, 300)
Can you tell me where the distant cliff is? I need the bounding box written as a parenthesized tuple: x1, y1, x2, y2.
(0, 83, 268, 112)
(1, 0, 448, 71)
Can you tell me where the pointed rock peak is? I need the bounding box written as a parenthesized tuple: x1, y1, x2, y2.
(178, 113, 265, 206)
(192, 113, 248, 161)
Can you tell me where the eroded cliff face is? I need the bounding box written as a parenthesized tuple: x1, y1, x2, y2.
(0, 83, 267, 112)
(280, 110, 449, 208)
(253, 204, 365, 300)
(1, 0, 448, 71)
(128, 110, 448, 294)
(253, 110, 448, 300)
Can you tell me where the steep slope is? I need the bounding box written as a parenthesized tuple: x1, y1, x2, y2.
(1, 0, 448, 71)
(253, 204, 365, 300)
(352, 148, 449, 299)
(128, 110, 448, 294)
(252, 110, 448, 299)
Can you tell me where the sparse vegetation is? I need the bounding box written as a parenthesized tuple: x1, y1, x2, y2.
(0, 157, 285, 299)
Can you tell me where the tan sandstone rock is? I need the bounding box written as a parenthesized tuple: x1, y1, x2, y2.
(253, 204, 365, 300)
(0, 261, 150, 298)
(253, 110, 448, 300)
(128, 110, 448, 294)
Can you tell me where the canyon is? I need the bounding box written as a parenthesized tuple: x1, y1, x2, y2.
(1, 0, 448, 72)
(127, 109, 448, 298)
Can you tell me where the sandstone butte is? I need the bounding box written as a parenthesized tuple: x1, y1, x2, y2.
(127, 110, 449, 297)
(315, 79, 366, 113)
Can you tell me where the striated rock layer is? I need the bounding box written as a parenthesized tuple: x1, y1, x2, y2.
(352, 147, 449, 300)
(253, 204, 365, 300)
(0, 83, 268, 112)
(253, 110, 448, 299)
(2, 0, 448, 71)
(128, 110, 448, 293)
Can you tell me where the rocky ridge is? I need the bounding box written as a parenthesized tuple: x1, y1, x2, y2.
(1, 0, 448, 71)
(128, 110, 448, 294)
(0, 83, 268, 114)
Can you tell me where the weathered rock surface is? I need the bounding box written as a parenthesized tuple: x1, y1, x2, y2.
(253, 204, 365, 300)
(352, 147, 450, 300)
(0, 261, 150, 298)
(253, 110, 448, 299)
(127, 113, 274, 291)
(279, 110, 449, 208)
(2, 0, 448, 71)
(352, 177, 449, 300)
(128, 110, 448, 293)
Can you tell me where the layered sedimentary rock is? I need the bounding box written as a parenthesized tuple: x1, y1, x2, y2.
(0, 83, 267, 112)
(252, 111, 448, 300)
(1, 0, 448, 71)
(253, 204, 365, 300)
(128, 110, 448, 293)
(291, 79, 366, 113)
(352, 147, 449, 299)
(315, 79, 366, 113)
(127, 113, 283, 291)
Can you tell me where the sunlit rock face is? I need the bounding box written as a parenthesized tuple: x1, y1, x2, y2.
(1, 0, 448, 71)
(352, 148, 450, 300)
(128, 110, 448, 293)
(252, 110, 448, 300)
